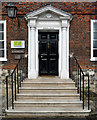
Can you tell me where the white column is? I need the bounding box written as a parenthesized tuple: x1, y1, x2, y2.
(67, 26, 69, 79)
(61, 27, 69, 79)
(28, 27, 37, 79)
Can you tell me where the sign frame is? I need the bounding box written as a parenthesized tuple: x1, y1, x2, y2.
(11, 40, 25, 48)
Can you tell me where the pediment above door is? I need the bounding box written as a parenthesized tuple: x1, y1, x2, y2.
(25, 5, 72, 20)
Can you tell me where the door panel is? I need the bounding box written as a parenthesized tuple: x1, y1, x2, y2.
(49, 58, 58, 74)
(49, 41, 58, 55)
(39, 42, 48, 54)
(39, 58, 48, 74)
(39, 32, 58, 76)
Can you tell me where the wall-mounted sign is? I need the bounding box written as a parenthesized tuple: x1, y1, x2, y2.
(11, 41, 25, 48)
(12, 50, 24, 54)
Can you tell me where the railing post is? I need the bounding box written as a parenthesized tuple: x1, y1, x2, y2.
(21, 57, 23, 81)
(17, 65, 19, 94)
(76, 61, 77, 87)
(24, 57, 26, 79)
(80, 69, 81, 101)
(78, 67, 79, 93)
(83, 74, 84, 109)
(11, 74, 14, 109)
(14, 72, 16, 101)
(6, 76, 8, 110)
(88, 75, 90, 110)
(20, 65, 21, 87)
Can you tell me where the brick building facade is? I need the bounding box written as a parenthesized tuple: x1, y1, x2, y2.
(0, 2, 97, 92)
(1, 1, 97, 116)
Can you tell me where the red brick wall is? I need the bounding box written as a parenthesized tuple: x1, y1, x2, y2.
(1, 2, 97, 70)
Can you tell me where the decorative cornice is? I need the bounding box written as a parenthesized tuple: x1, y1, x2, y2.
(25, 5, 72, 21)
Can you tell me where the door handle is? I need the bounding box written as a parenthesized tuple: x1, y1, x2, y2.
(41, 56, 43, 58)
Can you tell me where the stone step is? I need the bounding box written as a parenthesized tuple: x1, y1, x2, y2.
(6, 107, 91, 117)
(16, 96, 80, 102)
(14, 105, 83, 110)
(20, 89, 77, 95)
(19, 89, 77, 94)
(5, 77, 91, 117)
(22, 82, 75, 88)
(24, 78, 73, 83)
(19, 86, 77, 90)
(15, 98, 81, 102)
(17, 93, 80, 97)
(14, 101, 82, 108)
(4, 111, 91, 117)
(8, 105, 85, 111)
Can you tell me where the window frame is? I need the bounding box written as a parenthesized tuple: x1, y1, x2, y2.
(91, 19, 97, 61)
(0, 20, 7, 61)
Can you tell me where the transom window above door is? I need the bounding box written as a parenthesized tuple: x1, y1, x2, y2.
(0, 20, 7, 61)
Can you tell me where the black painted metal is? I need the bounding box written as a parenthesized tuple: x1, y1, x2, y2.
(78, 67, 79, 93)
(6, 56, 27, 110)
(17, 65, 19, 94)
(80, 69, 81, 101)
(88, 75, 90, 110)
(6, 76, 8, 110)
(14, 71, 16, 101)
(83, 74, 84, 109)
(70, 56, 90, 110)
(20, 68, 21, 87)
(11, 74, 14, 109)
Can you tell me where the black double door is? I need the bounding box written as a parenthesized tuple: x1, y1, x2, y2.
(39, 32, 59, 76)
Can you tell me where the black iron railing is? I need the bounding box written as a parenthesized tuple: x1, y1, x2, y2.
(69, 56, 90, 110)
(6, 56, 28, 110)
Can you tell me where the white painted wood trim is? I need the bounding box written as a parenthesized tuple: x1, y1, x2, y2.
(91, 19, 97, 61)
(26, 6, 72, 79)
(0, 20, 7, 61)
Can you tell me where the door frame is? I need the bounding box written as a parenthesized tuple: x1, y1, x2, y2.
(36, 28, 61, 77)
(26, 5, 72, 79)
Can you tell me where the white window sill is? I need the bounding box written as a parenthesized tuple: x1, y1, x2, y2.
(90, 58, 97, 61)
(0, 58, 7, 61)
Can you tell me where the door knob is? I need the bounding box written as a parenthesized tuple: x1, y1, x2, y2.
(41, 56, 43, 58)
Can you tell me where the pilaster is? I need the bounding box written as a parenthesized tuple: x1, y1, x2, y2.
(28, 20, 37, 79)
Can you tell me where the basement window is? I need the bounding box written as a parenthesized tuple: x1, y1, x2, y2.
(91, 20, 97, 61)
(0, 20, 7, 61)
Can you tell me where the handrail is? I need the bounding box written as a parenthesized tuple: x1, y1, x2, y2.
(69, 56, 90, 110)
(6, 56, 28, 110)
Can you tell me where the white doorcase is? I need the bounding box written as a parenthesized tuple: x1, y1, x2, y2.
(26, 5, 72, 79)
(28, 25, 70, 79)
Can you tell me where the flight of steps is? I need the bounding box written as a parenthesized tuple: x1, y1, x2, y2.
(6, 77, 91, 117)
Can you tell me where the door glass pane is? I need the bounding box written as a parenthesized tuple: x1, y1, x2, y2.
(0, 24, 4, 31)
(41, 34, 48, 39)
(0, 32, 4, 40)
(93, 41, 97, 48)
(0, 50, 4, 57)
(93, 50, 97, 57)
(50, 34, 56, 39)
